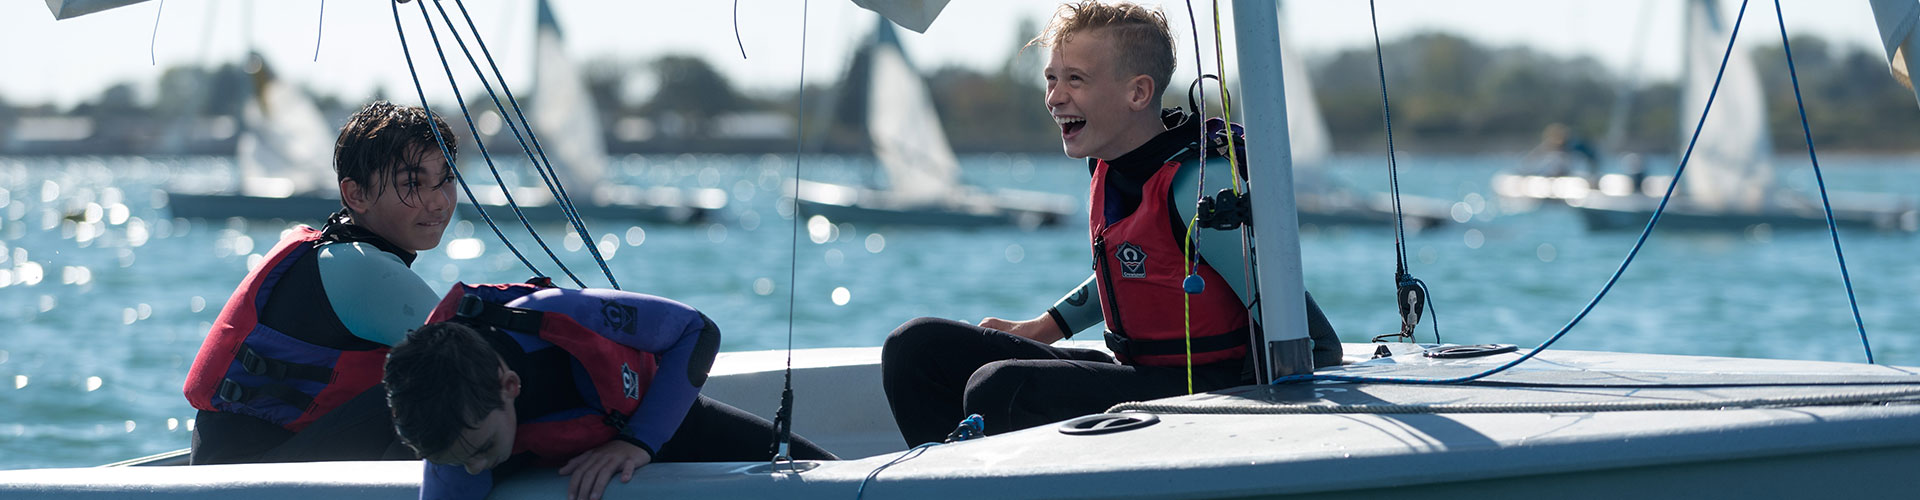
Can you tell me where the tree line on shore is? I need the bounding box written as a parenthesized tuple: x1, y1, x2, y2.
(2, 32, 1914, 157)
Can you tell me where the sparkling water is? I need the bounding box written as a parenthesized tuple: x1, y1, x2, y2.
(1, 153, 1915, 469)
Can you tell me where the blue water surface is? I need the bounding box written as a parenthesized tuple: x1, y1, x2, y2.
(0, 152, 1915, 469)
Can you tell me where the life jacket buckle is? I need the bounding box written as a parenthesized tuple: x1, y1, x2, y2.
(235, 345, 287, 380)
(1102, 330, 1132, 358)
(217, 379, 247, 403)
(602, 410, 630, 432)
(456, 294, 488, 320)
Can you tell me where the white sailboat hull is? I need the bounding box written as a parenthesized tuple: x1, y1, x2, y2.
(9, 343, 1920, 499)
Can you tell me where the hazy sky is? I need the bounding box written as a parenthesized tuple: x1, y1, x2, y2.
(0, 0, 1890, 108)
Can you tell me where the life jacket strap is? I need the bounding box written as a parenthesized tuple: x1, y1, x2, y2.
(454, 294, 547, 334)
(217, 378, 315, 412)
(1104, 327, 1249, 359)
(235, 345, 334, 383)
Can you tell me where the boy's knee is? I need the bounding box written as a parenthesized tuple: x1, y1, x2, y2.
(882, 317, 958, 360)
(962, 360, 1038, 408)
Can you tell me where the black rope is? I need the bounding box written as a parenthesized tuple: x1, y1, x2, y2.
(770, 0, 811, 465)
(1367, 0, 1438, 344)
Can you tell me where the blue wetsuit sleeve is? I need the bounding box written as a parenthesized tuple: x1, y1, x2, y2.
(1047, 274, 1103, 338)
(420, 460, 492, 500)
(507, 288, 713, 456)
(317, 242, 440, 346)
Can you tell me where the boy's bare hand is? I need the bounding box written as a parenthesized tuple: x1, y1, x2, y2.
(557, 439, 652, 500)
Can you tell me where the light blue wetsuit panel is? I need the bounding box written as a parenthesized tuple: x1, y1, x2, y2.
(316, 241, 440, 347)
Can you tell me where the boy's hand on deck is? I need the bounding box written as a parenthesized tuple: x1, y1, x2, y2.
(558, 439, 653, 500)
(980, 315, 1064, 344)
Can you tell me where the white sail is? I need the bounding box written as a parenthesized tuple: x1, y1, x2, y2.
(1279, 9, 1330, 172)
(528, 0, 608, 203)
(42, 0, 151, 20)
(1870, 0, 1920, 107)
(865, 16, 961, 205)
(1679, 0, 1773, 212)
(235, 54, 335, 198)
(850, 0, 950, 34)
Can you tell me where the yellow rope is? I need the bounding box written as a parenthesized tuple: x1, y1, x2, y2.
(1210, 0, 1245, 195)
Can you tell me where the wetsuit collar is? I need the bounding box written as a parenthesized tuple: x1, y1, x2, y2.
(1097, 108, 1201, 178)
(319, 209, 418, 266)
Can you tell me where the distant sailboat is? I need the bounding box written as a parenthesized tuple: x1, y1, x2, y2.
(166, 53, 346, 222)
(1572, 0, 1916, 232)
(790, 15, 1075, 228)
(457, 0, 726, 224)
(1279, 8, 1452, 230)
(18, 4, 1920, 499)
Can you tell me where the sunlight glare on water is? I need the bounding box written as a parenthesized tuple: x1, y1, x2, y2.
(2, 153, 1919, 471)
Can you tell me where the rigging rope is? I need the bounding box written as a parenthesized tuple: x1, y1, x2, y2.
(1367, 0, 1440, 345)
(1272, 0, 1758, 386)
(1112, 384, 1920, 415)
(313, 0, 325, 62)
(770, 0, 811, 466)
(149, 0, 165, 66)
(403, 0, 591, 288)
(390, 0, 547, 281)
(439, 0, 620, 290)
(1179, 0, 1211, 395)
(390, 0, 626, 290)
(1772, 0, 1874, 363)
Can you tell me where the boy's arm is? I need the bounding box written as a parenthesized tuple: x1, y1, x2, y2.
(319, 242, 441, 346)
(508, 288, 717, 455)
(1046, 274, 1103, 338)
(420, 461, 492, 500)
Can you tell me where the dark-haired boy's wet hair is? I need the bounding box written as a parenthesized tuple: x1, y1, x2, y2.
(333, 101, 458, 210)
(385, 321, 504, 458)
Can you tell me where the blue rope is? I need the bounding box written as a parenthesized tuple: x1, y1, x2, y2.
(1274, 0, 1755, 386)
(435, 0, 620, 290)
(149, 0, 164, 66)
(1772, 0, 1873, 363)
(313, 0, 325, 62)
(389, 0, 546, 280)
(408, 0, 588, 288)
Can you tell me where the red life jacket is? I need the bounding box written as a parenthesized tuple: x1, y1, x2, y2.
(1089, 154, 1250, 367)
(183, 226, 391, 432)
(426, 282, 658, 465)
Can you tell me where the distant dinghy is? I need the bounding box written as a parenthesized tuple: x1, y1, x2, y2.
(790, 15, 1075, 229)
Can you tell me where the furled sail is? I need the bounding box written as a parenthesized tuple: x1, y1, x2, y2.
(865, 16, 961, 205)
(1679, 0, 1773, 212)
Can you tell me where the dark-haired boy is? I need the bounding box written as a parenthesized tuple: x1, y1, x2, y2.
(185, 101, 462, 464)
(386, 285, 834, 500)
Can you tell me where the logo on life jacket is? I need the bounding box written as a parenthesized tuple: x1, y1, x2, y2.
(601, 299, 637, 335)
(621, 363, 640, 400)
(1115, 241, 1148, 278)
